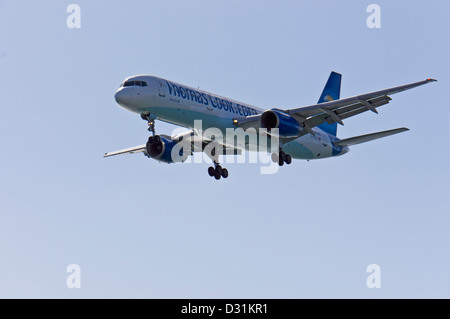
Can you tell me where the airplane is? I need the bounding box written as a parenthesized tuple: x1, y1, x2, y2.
(105, 72, 436, 180)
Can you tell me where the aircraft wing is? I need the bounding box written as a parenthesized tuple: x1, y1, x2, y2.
(104, 131, 242, 159)
(104, 145, 147, 157)
(235, 78, 437, 134)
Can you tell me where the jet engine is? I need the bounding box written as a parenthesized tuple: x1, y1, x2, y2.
(260, 109, 301, 138)
(146, 135, 189, 163)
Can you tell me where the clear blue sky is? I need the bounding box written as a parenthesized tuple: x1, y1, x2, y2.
(0, 0, 449, 298)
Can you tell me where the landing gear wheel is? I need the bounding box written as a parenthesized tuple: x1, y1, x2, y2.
(208, 161, 228, 180)
(221, 168, 229, 178)
(271, 153, 279, 163)
(285, 154, 292, 165)
(140, 112, 150, 120)
(154, 135, 161, 143)
(273, 149, 291, 166)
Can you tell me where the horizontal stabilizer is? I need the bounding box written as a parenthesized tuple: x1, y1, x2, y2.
(334, 128, 409, 146)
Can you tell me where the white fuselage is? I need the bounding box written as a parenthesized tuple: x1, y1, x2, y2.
(114, 75, 349, 160)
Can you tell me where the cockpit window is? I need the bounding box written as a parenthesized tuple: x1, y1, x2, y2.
(122, 80, 148, 87)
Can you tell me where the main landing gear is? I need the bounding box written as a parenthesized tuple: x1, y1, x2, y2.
(271, 149, 292, 166)
(206, 146, 228, 180)
(142, 112, 229, 180)
(208, 162, 228, 180)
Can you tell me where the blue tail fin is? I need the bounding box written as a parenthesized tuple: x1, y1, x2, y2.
(317, 71, 341, 136)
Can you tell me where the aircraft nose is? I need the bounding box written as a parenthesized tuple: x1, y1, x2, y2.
(114, 88, 131, 105)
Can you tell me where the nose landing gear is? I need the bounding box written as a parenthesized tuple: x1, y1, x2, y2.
(142, 112, 160, 159)
(141, 112, 156, 136)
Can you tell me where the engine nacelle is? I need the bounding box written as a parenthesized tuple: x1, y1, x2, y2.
(146, 135, 189, 164)
(260, 109, 301, 138)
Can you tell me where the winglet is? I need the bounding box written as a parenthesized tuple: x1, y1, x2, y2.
(426, 78, 437, 83)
